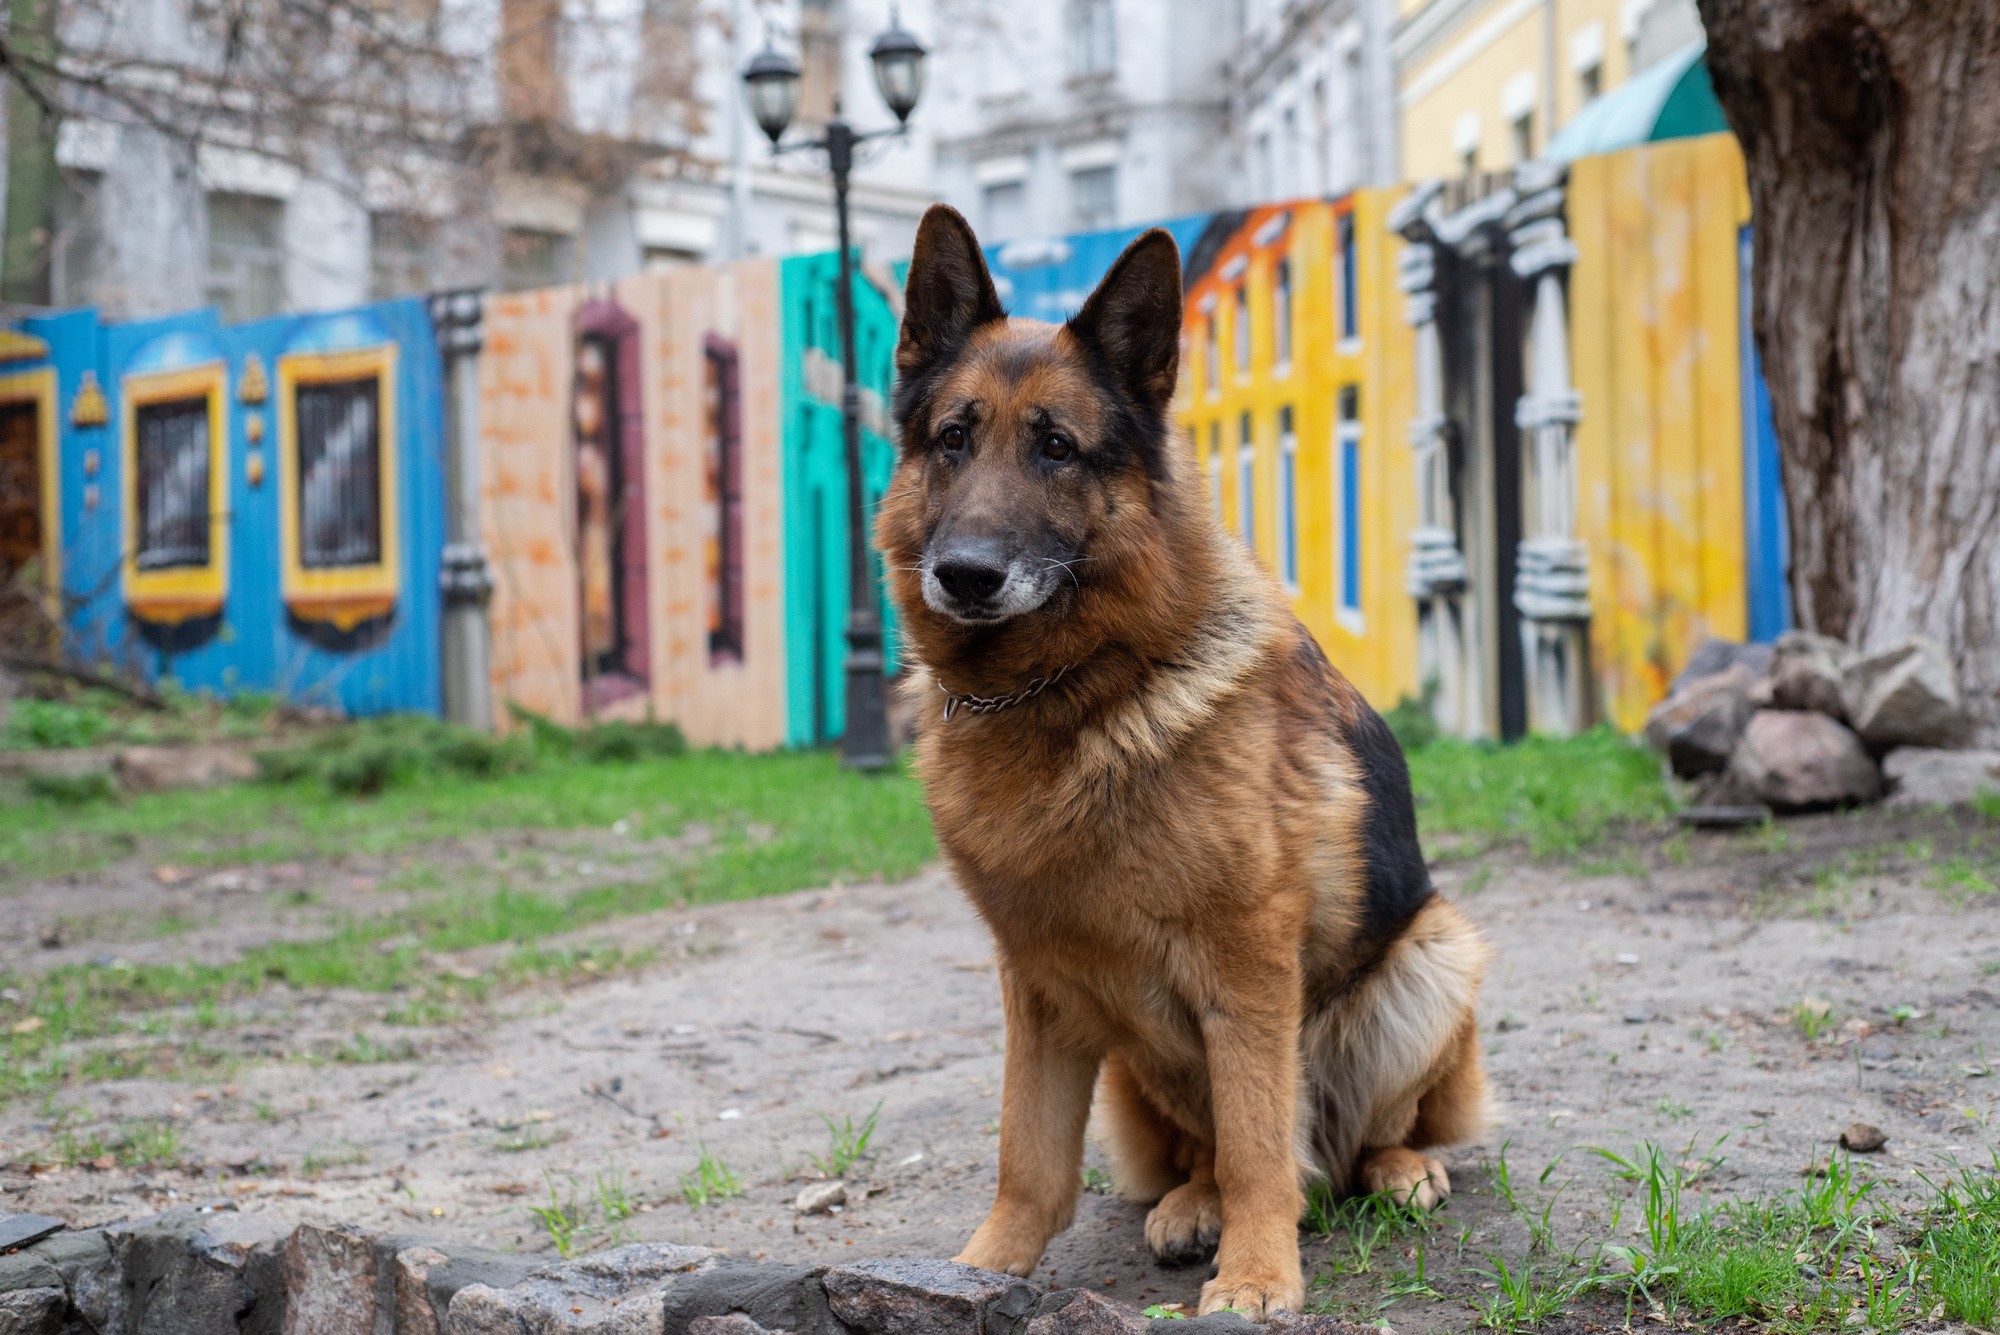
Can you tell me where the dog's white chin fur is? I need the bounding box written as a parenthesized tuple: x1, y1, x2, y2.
(920, 564, 1056, 625)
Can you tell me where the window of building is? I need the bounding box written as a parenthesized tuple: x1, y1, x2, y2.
(501, 227, 574, 292)
(1070, 166, 1117, 231)
(704, 335, 745, 663)
(1272, 257, 1293, 371)
(982, 180, 1027, 242)
(1510, 112, 1536, 165)
(1338, 385, 1362, 616)
(1337, 211, 1359, 342)
(135, 399, 212, 570)
(1069, 0, 1115, 76)
(295, 377, 382, 569)
(53, 170, 102, 309)
(1236, 411, 1254, 551)
(1277, 404, 1297, 588)
(205, 193, 285, 322)
(369, 213, 434, 300)
(1233, 284, 1250, 376)
(1579, 62, 1603, 102)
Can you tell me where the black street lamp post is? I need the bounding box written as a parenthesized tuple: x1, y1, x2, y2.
(743, 12, 925, 772)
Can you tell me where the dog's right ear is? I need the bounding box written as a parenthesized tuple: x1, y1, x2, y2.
(898, 205, 1005, 379)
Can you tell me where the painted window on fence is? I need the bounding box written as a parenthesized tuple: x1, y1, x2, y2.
(1338, 384, 1361, 616)
(1337, 211, 1359, 342)
(1273, 258, 1293, 371)
(136, 398, 212, 570)
(1208, 421, 1223, 525)
(1234, 286, 1250, 376)
(570, 304, 648, 702)
(1278, 404, 1298, 588)
(705, 335, 745, 663)
(295, 377, 382, 569)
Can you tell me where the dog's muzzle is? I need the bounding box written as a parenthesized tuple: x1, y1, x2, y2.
(921, 538, 1058, 624)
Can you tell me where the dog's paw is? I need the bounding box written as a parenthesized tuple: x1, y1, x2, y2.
(1143, 1180, 1223, 1265)
(954, 1217, 1046, 1277)
(1199, 1269, 1304, 1320)
(1361, 1147, 1452, 1210)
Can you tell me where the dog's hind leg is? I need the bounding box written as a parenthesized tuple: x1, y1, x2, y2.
(1094, 1052, 1186, 1205)
(1356, 1010, 1485, 1209)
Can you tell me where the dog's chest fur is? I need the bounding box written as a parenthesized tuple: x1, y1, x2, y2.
(911, 577, 1369, 1065)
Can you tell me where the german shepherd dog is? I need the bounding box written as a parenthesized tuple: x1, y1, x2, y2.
(878, 205, 1491, 1319)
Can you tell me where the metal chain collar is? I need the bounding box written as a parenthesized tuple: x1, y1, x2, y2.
(937, 663, 1074, 721)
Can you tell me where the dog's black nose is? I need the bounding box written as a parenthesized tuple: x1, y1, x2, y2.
(933, 549, 1008, 604)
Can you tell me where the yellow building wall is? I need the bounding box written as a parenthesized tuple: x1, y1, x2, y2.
(1567, 131, 1751, 731)
(1398, 0, 1637, 179)
(1177, 191, 1421, 713)
(478, 264, 790, 749)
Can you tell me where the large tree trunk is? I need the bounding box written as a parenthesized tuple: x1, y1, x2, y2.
(1697, 0, 2000, 741)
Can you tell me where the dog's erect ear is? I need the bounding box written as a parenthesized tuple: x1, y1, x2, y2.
(1066, 228, 1182, 409)
(898, 205, 1005, 377)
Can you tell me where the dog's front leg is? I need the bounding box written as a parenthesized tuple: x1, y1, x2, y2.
(1196, 973, 1305, 1319)
(955, 969, 1098, 1278)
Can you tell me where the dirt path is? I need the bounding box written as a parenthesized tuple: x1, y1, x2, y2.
(4, 810, 1998, 1325)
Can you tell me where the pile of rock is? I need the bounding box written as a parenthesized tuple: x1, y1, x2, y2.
(1645, 632, 2000, 818)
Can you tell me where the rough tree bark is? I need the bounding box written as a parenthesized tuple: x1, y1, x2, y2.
(1696, 0, 2000, 741)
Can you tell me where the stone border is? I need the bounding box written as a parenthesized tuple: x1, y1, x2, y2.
(0, 1209, 1379, 1334)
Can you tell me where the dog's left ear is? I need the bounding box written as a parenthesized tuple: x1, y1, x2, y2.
(1067, 228, 1182, 409)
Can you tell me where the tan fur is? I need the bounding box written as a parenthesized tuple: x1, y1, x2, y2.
(879, 207, 1491, 1320)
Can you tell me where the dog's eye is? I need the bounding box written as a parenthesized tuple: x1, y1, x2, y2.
(939, 424, 966, 452)
(1041, 432, 1074, 462)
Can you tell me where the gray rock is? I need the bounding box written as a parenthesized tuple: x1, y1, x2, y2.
(1768, 631, 1851, 718)
(1026, 1291, 1148, 1333)
(793, 1181, 847, 1215)
(113, 744, 259, 794)
(445, 1243, 712, 1335)
(1265, 1316, 1382, 1334)
(823, 1258, 1037, 1335)
(389, 1238, 539, 1335)
(0, 1254, 63, 1296)
(1645, 664, 1758, 777)
(85, 1209, 290, 1335)
(1728, 710, 1882, 809)
(0, 1216, 64, 1254)
(1669, 638, 1773, 696)
(284, 1222, 377, 1335)
(689, 1318, 792, 1335)
(0, 1287, 64, 1335)
(1841, 638, 1961, 749)
(394, 1247, 452, 1335)
(657, 1258, 825, 1335)
(1882, 747, 2000, 808)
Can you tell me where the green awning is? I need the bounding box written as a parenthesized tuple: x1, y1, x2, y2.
(1545, 39, 1729, 164)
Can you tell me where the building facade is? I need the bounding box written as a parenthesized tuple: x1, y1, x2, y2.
(1226, 0, 1401, 203)
(6, 0, 938, 323)
(1392, 0, 1700, 180)
(928, 0, 1237, 250)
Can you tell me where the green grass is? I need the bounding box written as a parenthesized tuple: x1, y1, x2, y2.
(527, 1164, 639, 1257)
(0, 744, 935, 1104)
(809, 1101, 881, 1178)
(680, 1143, 743, 1207)
(0, 738, 931, 883)
(1405, 726, 1674, 857)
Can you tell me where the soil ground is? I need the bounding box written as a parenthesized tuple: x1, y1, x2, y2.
(4, 806, 1999, 1327)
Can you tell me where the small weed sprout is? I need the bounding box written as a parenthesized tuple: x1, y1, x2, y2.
(681, 1142, 743, 1207)
(810, 1101, 881, 1177)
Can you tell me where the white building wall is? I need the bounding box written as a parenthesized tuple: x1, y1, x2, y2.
(927, 0, 1236, 245)
(1227, 0, 1399, 211)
